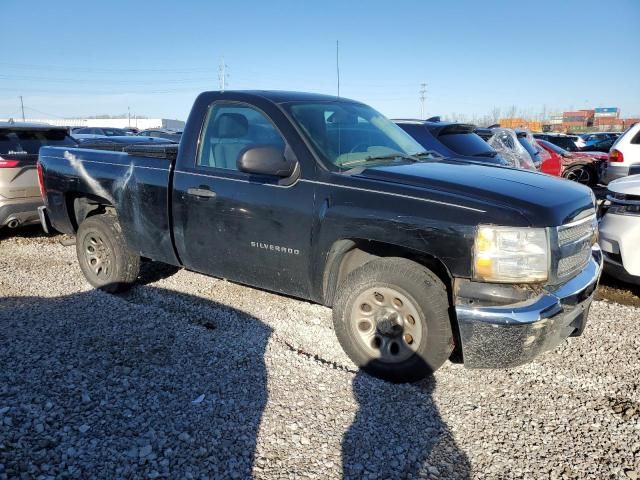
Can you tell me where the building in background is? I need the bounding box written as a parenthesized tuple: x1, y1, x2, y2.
(562, 110, 594, 132)
(0, 117, 185, 131)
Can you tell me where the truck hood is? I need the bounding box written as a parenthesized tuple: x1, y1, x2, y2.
(355, 160, 595, 227)
(608, 174, 640, 196)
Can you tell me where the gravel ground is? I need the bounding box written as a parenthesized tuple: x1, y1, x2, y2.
(1, 230, 639, 479)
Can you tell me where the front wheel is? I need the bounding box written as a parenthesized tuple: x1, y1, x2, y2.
(76, 214, 140, 293)
(332, 258, 454, 383)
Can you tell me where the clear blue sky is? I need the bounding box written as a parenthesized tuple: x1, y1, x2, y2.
(1, 0, 639, 122)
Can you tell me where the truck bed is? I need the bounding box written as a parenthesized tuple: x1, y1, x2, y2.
(38, 145, 180, 266)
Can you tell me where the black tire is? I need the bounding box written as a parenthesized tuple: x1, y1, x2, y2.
(332, 257, 454, 383)
(563, 164, 595, 186)
(76, 214, 140, 293)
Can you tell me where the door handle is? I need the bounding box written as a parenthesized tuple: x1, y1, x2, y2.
(187, 187, 217, 198)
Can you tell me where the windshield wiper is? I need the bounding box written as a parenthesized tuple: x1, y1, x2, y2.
(340, 152, 418, 167)
(413, 150, 443, 159)
(473, 151, 498, 158)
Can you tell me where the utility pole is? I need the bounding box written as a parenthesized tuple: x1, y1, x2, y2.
(218, 57, 229, 91)
(128, 106, 131, 127)
(419, 83, 427, 119)
(336, 40, 340, 97)
(19, 96, 25, 122)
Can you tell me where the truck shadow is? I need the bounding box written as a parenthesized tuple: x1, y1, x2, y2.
(343, 367, 471, 479)
(0, 286, 271, 479)
(1, 285, 472, 478)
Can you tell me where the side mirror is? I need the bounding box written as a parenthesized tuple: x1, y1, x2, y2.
(237, 145, 296, 178)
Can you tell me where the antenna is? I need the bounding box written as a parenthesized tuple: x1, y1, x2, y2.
(336, 40, 341, 97)
(19, 96, 25, 122)
(218, 57, 230, 91)
(419, 83, 427, 119)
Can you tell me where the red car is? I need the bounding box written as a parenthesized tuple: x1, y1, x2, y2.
(536, 141, 562, 177)
(536, 139, 604, 186)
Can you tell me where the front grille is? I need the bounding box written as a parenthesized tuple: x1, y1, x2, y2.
(555, 213, 597, 281)
(558, 248, 592, 279)
(558, 217, 595, 245)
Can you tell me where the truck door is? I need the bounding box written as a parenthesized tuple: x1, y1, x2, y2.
(172, 102, 315, 299)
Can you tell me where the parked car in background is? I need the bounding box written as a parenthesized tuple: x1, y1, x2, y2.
(602, 123, 640, 184)
(535, 140, 562, 177)
(0, 122, 76, 229)
(537, 139, 603, 186)
(580, 137, 616, 153)
(579, 132, 620, 149)
(599, 175, 640, 285)
(515, 130, 544, 169)
(122, 127, 139, 135)
(137, 128, 182, 142)
(38, 90, 602, 382)
(533, 133, 580, 152)
(393, 119, 508, 166)
(475, 127, 536, 170)
(72, 127, 131, 140)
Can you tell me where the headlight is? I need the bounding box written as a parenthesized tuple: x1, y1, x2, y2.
(474, 226, 549, 283)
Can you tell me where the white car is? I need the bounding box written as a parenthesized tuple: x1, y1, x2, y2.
(601, 123, 640, 184)
(599, 174, 640, 285)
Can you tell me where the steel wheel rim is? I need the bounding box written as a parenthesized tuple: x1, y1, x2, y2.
(350, 286, 424, 363)
(83, 233, 112, 280)
(567, 167, 590, 184)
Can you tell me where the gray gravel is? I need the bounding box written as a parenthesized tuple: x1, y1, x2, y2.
(0, 231, 639, 479)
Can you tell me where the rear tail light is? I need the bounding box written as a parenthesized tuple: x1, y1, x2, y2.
(37, 160, 46, 201)
(609, 149, 624, 163)
(0, 156, 20, 168)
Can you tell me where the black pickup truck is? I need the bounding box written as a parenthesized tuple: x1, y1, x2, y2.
(38, 91, 602, 382)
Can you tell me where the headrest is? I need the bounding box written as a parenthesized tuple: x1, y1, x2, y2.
(213, 113, 248, 139)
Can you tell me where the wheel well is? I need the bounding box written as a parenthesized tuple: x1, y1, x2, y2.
(68, 195, 115, 231)
(323, 239, 462, 361)
(323, 239, 453, 306)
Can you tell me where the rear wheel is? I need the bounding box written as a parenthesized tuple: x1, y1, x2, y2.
(332, 257, 454, 383)
(76, 214, 140, 292)
(563, 165, 594, 186)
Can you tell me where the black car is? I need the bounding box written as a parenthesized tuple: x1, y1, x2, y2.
(533, 134, 579, 152)
(137, 128, 182, 142)
(393, 119, 507, 166)
(72, 127, 131, 137)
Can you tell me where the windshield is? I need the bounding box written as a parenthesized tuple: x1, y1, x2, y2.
(438, 132, 496, 157)
(285, 101, 427, 169)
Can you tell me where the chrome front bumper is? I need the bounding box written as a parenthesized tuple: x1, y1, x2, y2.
(455, 246, 603, 369)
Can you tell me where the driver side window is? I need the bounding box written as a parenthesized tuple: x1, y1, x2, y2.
(197, 104, 285, 170)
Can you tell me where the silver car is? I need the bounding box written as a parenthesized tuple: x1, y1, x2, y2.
(0, 122, 76, 229)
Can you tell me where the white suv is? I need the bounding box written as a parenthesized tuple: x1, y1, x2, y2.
(601, 123, 640, 184)
(599, 175, 640, 285)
